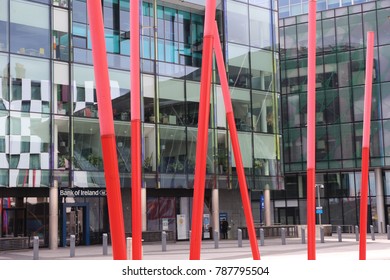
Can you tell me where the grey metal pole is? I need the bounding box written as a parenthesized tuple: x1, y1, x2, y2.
(387, 225, 390, 240)
(70, 235, 75, 257)
(370, 225, 375, 241)
(237, 229, 242, 247)
(162, 231, 167, 252)
(260, 228, 265, 246)
(102, 233, 108, 255)
(320, 226, 325, 243)
(214, 230, 219, 249)
(33, 236, 39, 260)
(301, 227, 306, 244)
(126, 237, 132, 260)
(355, 225, 359, 241)
(281, 228, 286, 245)
(337, 226, 342, 242)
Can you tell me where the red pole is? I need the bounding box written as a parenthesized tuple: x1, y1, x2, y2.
(86, 1, 126, 260)
(307, 0, 317, 260)
(213, 22, 260, 260)
(131, 0, 143, 260)
(189, 0, 216, 260)
(359, 31, 375, 260)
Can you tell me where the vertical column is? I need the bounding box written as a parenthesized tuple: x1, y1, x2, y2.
(87, 1, 126, 260)
(189, 0, 217, 260)
(131, 0, 142, 260)
(375, 168, 385, 233)
(264, 188, 271, 226)
(359, 31, 375, 260)
(49, 180, 58, 250)
(307, 0, 317, 261)
(212, 188, 219, 237)
(141, 188, 147, 231)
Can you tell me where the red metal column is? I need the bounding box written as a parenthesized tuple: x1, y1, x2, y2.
(131, 0, 143, 260)
(189, 0, 216, 260)
(86, 1, 126, 260)
(359, 31, 375, 260)
(213, 22, 260, 260)
(307, 0, 317, 260)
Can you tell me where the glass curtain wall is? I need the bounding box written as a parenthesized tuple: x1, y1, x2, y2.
(279, 1, 390, 227)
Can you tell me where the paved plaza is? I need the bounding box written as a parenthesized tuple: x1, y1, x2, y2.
(0, 233, 389, 261)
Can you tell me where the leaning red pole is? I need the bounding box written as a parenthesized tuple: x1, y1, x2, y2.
(307, 0, 317, 260)
(359, 31, 375, 260)
(189, 0, 216, 260)
(213, 22, 260, 260)
(130, 0, 143, 260)
(86, 1, 126, 260)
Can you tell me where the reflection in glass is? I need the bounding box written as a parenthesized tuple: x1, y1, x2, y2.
(10, 0, 50, 58)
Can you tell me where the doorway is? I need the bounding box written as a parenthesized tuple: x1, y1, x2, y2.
(61, 203, 90, 247)
(276, 207, 299, 225)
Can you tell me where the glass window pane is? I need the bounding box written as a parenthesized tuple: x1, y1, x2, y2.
(159, 77, 184, 125)
(227, 0, 249, 45)
(10, 0, 50, 58)
(249, 6, 271, 49)
(10, 56, 50, 113)
(228, 44, 250, 89)
(250, 49, 274, 91)
(377, 8, 390, 45)
(0, 54, 9, 110)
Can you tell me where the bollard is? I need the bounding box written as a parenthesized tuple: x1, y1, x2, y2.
(33, 236, 39, 260)
(162, 231, 167, 252)
(260, 228, 265, 246)
(70, 235, 75, 257)
(320, 227, 325, 243)
(102, 233, 108, 255)
(126, 237, 132, 260)
(301, 227, 306, 244)
(370, 225, 375, 241)
(214, 231, 219, 249)
(281, 228, 286, 245)
(237, 229, 242, 248)
(355, 225, 359, 241)
(337, 226, 342, 242)
(387, 225, 390, 240)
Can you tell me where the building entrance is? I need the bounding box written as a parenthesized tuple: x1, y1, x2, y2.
(61, 203, 90, 247)
(1, 207, 26, 237)
(276, 207, 299, 225)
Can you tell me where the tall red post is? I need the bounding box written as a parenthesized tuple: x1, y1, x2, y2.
(86, 1, 126, 260)
(131, 0, 143, 260)
(189, 0, 216, 260)
(213, 23, 260, 260)
(359, 31, 375, 260)
(307, 0, 317, 260)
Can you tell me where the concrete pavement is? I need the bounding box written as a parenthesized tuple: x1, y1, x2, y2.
(0, 233, 389, 261)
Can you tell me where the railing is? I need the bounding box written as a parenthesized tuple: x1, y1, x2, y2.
(238, 225, 298, 239)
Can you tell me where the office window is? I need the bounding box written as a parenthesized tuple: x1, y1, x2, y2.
(0, 0, 8, 52)
(227, 0, 249, 45)
(10, 0, 50, 58)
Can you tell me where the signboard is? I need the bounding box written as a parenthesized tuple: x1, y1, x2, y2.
(162, 218, 169, 231)
(316, 206, 323, 214)
(59, 188, 107, 197)
(176, 214, 187, 240)
(203, 214, 210, 239)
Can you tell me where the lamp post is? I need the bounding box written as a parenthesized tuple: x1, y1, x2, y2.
(315, 184, 324, 225)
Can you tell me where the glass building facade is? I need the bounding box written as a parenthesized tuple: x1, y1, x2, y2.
(278, 0, 390, 230)
(0, 0, 281, 246)
(278, 0, 374, 19)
